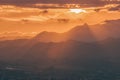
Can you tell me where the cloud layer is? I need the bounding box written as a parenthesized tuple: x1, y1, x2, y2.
(0, 0, 120, 8)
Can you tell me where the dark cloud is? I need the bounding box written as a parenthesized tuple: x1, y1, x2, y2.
(21, 19, 29, 23)
(57, 18, 70, 23)
(108, 5, 120, 11)
(0, 0, 102, 4)
(94, 8, 101, 12)
(40, 10, 49, 14)
(104, 19, 120, 25)
(0, 0, 120, 8)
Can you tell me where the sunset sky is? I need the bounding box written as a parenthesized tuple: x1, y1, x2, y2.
(0, 0, 120, 36)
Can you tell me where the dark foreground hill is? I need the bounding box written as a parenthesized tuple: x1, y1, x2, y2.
(0, 38, 120, 80)
(0, 38, 120, 68)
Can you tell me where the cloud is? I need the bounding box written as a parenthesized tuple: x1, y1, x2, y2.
(57, 18, 70, 23)
(92, 4, 120, 12)
(108, 5, 120, 11)
(0, 0, 102, 5)
(104, 19, 120, 26)
(0, 31, 38, 40)
(0, 0, 120, 8)
(0, 31, 38, 37)
(41, 10, 48, 14)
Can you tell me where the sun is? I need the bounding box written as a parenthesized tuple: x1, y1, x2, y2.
(70, 9, 86, 14)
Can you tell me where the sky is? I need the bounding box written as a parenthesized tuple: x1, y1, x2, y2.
(0, 0, 120, 37)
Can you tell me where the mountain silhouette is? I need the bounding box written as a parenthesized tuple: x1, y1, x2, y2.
(33, 31, 62, 42)
(33, 24, 96, 42)
(65, 23, 96, 42)
(0, 38, 120, 70)
(0, 23, 120, 71)
(32, 23, 120, 43)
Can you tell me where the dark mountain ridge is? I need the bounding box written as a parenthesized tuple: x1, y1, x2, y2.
(0, 24, 120, 71)
(33, 23, 120, 42)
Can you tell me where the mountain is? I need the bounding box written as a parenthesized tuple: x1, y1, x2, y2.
(0, 38, 120, 69)
(33, 24, 96, 42)
(0, 22, 120, 70)
(65, 23, 96, 42)
(33, 31, 63, 42)
(33, 23, 120, 42)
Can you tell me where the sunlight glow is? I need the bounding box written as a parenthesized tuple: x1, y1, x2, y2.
(70, 9, 86, 14)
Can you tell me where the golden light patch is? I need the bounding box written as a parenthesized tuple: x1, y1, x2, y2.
(69, 9, 86, 14)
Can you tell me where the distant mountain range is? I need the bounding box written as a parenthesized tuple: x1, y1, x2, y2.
(0, 22, 120, 70)
(33, 23, 120, 42)
(0, 19, 120, 42)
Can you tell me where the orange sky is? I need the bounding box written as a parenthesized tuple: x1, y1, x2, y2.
(0, 3, 120, 35)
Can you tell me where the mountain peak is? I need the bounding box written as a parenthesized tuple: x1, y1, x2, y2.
(68, 23, 89, 33)
(32, 24, 95, 42)
(32, 31, 61, 42)
(83, 23, 89, 26)
(34, 31, 58, 39)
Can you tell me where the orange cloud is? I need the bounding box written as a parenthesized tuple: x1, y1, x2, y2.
(0, 4, 120, 33)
